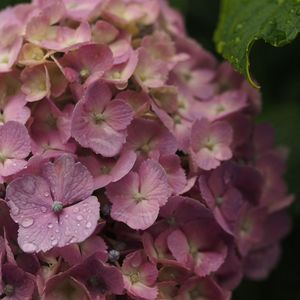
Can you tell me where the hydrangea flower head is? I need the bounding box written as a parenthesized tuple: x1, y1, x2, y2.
(0, 0, 293, 298)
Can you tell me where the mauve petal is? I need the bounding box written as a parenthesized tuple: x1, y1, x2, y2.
(159, 155, 187, 195)
(110, 150, 137, 183)
(0, 159, 27, 177)
(16, 196, 99, 253)
(87, 123, 127, 157)
(126, 282, 158, 300)
(0, 121, 31, 159)
(194, 250, 227, 277)
(104, 100, 133, 131)
(2, 263, 35, 300)
(211, 121, 233, 145)
(139, 159, 171, 206)
(6, 175, 53, 224)
(167, 229, 189, 265)
(193, 148, 220, 171)
(3, 94, 30, 125)
(106, 172, 139, 203)
(59, 196, 100, 246)
(41, 155, 94, 206)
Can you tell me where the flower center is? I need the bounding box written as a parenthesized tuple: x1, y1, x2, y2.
(0, 152, 7, 164)
(92, 112, 106, 124)
(4, 284, 15, 296)
(0, 112, 5, 124)
(215, 104, 225, 114)
(140, 143, 151, 154)
(203, 138, 215, 151)
(133, 192, 145, 203)
(216, 196, 223, 206)
(129, 272, 140, 284)
(88, 276, 107, 294)
(100, 166, 111, 175)
(80, 68, 90, 80)
(52, 201, 64, 213)
(173, 114, 181, 124)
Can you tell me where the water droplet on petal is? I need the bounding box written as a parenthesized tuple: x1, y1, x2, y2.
(76, 215, 83, 221)
(86, 222, 92, 229)
(70, 237, 77, 243)
(11, 206, 20, 216)
(41, 206, 47, 213)
(73, 207, 79, 213)
(48, 223, 53, 229)
(51, 239, 58, 246)
(22, 242, 37, 253)
(44, 192, 50, 197)
(55, 229, 59, 233)
(21, 218, 34, 228)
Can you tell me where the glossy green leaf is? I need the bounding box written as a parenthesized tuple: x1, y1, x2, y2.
(214, 0, 300, 88)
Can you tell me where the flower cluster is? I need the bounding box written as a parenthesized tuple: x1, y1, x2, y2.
(0, 0, 293, 299)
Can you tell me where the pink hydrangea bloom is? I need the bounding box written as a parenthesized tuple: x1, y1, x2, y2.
(167, 219, 227, 277)
(190, 118, 233, 170)
(122, 250, 158, 300)
(0, 121, 31, 178)
(6, 155, 100, 253)
(60, 44, 113, 87)
(197, 90, 248, 121)
(1, 263, 35, 300)
(72, 81, 134, 157)
(69, 255, 124, 298)
(106, 159, 171, 230)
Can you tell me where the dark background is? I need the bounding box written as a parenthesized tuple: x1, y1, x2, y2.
(2, 0, 300, 299)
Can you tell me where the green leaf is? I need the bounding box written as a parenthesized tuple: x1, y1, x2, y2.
(214, 0, 300, 88)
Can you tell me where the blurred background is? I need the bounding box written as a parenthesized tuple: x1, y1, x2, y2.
(1, 0, 300, 299)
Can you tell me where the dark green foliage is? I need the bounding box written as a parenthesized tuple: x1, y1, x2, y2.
(214, 0, 300, 88)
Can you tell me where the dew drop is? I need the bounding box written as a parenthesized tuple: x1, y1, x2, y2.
(73, 207, 79, 213)
(51, 239, 58, 246)
(86, 222, 92, 229)
(22, 242, 37, 253)
(41, 206, 47, 213)
(76, 215, 83, 221)
(44, 192, 50, 197)
(11, 206, 20, 216)
(47, 223, 53, 229)
(55, 229, 59, 233)
(21, 218, 34, 228)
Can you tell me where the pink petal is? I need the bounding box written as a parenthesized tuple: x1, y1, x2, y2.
(0, 121, 31, 158)
(104, 100, 133, 131)
(167, 229, 189, 265)
(139, 159, 171, 206)
(41, 155, 94, 206)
